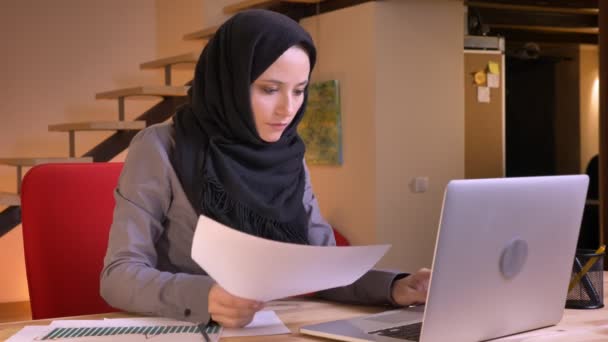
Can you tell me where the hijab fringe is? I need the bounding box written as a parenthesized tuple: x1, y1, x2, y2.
(201, 175, 308, 244)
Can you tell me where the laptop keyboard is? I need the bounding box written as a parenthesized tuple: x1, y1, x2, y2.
(368, 322, 422, 341)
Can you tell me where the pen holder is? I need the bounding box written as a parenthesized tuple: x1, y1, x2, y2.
(566, 249, 604, 309)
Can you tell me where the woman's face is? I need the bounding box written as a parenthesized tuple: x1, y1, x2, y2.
(250, 46, 310, 142)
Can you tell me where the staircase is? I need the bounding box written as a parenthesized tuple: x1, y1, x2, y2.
(0, 0, 371, 237)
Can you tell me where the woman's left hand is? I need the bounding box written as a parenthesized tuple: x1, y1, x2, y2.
(391, 268, 431, 306)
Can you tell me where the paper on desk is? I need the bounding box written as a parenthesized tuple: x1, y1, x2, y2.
(191, 215, 390, 301)
(222, 310, 290, 337)
(50, 318, 192, 327)
(105, 311, 289, 338)
(6, 324, 202, 342)
(15, 319, 204, 342)
(101, 317, 192, 324)
(7, 312, 288, 342)
(6, 326, 51, 342)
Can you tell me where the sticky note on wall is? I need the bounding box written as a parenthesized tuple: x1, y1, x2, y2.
(477, 86, 490, 103)
(487, 73, 499, 88)
(488, 61, 500, 75)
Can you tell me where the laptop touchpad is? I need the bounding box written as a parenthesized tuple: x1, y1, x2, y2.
(366, 306, 424, 324)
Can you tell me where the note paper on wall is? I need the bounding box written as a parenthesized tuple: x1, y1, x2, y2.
(477, 86, 490, 103)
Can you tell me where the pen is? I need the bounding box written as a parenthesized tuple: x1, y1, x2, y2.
(568, 245, 606, 293)
(572, 256, 600, 304)
(197, 322, 210, 342)
(198, 320, 222, 342)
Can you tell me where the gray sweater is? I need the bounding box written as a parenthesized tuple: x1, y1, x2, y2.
(100, 123, 402, 323)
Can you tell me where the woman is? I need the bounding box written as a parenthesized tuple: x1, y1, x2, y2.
(100, 9, 430, 329)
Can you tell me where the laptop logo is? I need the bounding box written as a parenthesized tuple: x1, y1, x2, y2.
(500, 238, 528, 279)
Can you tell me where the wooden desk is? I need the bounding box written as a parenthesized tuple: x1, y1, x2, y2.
(2, 276, 608, 341)
(0, 300, 384, 341)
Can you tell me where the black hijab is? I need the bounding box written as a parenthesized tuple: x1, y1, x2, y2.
(172, 10, 317, 244)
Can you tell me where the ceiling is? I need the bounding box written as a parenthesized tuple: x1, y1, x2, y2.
(466, 0, 599, 45)
(270, 0, 599, 46)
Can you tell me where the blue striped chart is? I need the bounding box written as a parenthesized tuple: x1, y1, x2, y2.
(40, 324, 221, 340)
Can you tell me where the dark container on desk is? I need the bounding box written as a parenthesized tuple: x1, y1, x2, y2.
(565, 249, 604, 309)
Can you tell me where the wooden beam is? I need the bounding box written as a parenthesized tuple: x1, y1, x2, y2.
(468, 0, 597, 8)
(490, 24, 598, 34)
(474, 8, 598, 28)
(490, 28, 598, 44)
(271, 0, 373, 21)
(224, 0, 324, 14)
(48, 121, 146, 132)
(467, 1, 598, 15)
(465, 0, 599, 14)
(95, 86, 189, 100)
(140, 52, 198, 70)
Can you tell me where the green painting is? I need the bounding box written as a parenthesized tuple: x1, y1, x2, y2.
(299, 80, 342, 165)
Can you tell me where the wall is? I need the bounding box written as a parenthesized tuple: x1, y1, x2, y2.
(300, 4, 377, 246)
(0, 0, 158, 303)
(374, 0, 464, 270)
(580, 44, 599, 172)
(302, 0, 465, 271)
(153, 0, 242, 90)
(155, 0, 205, 87)
(201, 0, 237, 27)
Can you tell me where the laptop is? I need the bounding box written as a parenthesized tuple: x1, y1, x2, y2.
(300, 175, 588, 342)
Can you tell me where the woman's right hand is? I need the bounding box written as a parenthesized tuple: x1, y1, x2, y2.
(208, 283, 264, 328)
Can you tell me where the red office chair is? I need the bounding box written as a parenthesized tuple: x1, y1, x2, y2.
(21, 162, 348, 318)
(332, 226, 350, 246)
(21, 162, 123, 319)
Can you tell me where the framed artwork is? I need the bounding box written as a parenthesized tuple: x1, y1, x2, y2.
(298, 80, 342, 165)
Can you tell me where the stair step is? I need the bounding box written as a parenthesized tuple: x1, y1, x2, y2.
(0, 157, 93, 167)
(140, 52, 199, 70)
(95, 86, 189, 100)
(183, 25, 218, 41)
(0, 192, 20, 206)
(224, 0, 325, 14)
(49, 121, 146, 132)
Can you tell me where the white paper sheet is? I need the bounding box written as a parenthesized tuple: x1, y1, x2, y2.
(6, 312, 287, 342)
(6, 326, 51, 342)
(6, 319, 207, 342)
(50, 319, 192, 327)
(477, 86, 491, 103)
(191, 215, 390, 301)
(487, 73, 500, 88)
(102, 317, 192, 324)
(5, 325, 203, 342)
(222, 310, 290, 337)
(105, 312, 289, 338)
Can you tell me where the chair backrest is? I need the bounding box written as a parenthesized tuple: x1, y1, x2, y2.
(21, 162, 124, 319)
(332, 227, 350, 246)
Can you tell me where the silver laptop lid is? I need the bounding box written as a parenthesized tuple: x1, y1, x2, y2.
(300, 175, 588, 342)
(420, 175, 588, 341)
